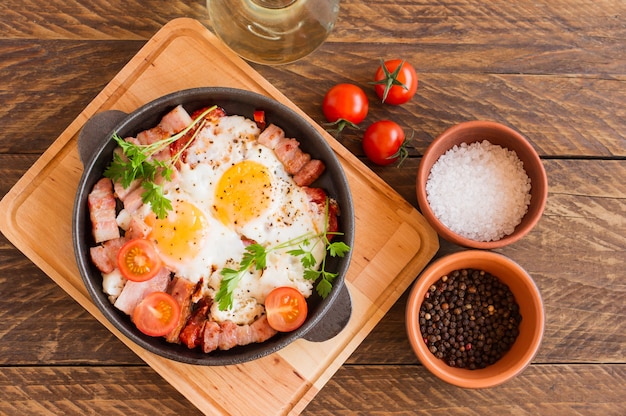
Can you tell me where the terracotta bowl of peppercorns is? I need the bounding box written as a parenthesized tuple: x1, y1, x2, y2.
(406, 250, 544, 388)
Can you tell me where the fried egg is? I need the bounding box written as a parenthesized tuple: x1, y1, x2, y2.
(139, 114, 326, 325)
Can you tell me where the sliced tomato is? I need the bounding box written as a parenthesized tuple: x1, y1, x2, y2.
(253, 109, 267, 130)
(265, 287, 308, 332)
(117, 238, 163, 282)
(132, 292, 181, 337)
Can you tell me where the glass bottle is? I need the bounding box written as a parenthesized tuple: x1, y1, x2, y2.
(207, 0, 341, 65)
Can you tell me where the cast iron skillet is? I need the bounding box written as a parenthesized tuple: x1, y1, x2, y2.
(72, 87, 354, 365)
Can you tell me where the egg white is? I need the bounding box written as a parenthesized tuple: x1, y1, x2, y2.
(139, 114, 328, 325)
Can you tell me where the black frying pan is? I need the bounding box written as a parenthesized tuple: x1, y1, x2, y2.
(72, 87, 354, 365)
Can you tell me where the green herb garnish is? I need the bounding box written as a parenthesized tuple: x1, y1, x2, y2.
(103, 106, 217, 218)
(216, 199, 350, 310)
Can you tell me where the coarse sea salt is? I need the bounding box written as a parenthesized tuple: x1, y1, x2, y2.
(425, 140, 532, 242)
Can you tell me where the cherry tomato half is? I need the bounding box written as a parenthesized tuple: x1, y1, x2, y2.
(362, 120, 407, 166)
(132, 292, 181, 337)
(373, 59, 418, 105)
(117, 238, 163, 282)
(265, 287, 308, 332)
(322, 83, 369, 125)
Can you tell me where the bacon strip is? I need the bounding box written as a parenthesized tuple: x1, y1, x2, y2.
(258, 123, 285, 149)
(165, 277, 197, 343)
(201, 315, 277, 353)
(114, 267, 170, 315)
(88, 178, 120, 243)
(294, 159, 325, 187)
(89, 237, 127, 274)
(136, 104, 192, 146)
(179, 298, 211, 349)
(303, 187, 340, 237)
(258, 123, 325, 185)
(274, 138, 311, 174)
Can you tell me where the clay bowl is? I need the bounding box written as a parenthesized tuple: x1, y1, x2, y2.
(406, 250, 544, 388)
(416, 121, 548, 249)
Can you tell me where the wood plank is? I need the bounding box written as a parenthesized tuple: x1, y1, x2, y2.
(2, 0, 625, 71)
(303, 364, 626, 415)
(0, 40, 626, 157)
(0, 0, 624, 414)
(0, 366, 202, 415)
(0, 40, 143, 154)
(1, 1, 624, 158)
(0, 248, 142, 365)
(2, 39, 624, 157)
(0, 364, 624, 415)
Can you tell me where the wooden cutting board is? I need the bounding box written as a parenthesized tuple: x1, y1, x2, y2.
(0, 18, 439, 415)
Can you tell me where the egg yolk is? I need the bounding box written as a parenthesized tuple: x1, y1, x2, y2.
(146, 200, 208, 264)
(214, 160, 272, 227)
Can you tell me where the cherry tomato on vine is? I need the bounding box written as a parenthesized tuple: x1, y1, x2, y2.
(373, 59, 418, 105)
(265, 286, 308, 332)
(117, 238, 163, 282)
(322, 83, 369, 134)
(132, 292, 181, 337)
(362, 120, 408, 166)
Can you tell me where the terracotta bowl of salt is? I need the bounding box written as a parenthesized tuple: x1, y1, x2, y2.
(416, 121, 548, 249)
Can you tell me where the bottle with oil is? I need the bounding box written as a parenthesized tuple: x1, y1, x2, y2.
(207, 0, 340, 65)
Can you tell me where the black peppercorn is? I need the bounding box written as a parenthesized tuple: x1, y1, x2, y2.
(419, 268, 522, 370)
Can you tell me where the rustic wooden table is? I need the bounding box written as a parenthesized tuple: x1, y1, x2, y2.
(1, 0, 624, 414)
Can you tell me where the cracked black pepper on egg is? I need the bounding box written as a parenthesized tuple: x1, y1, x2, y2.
(419, 268, 522, 369)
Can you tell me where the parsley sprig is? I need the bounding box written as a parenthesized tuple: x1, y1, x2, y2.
(216, 200, 351, 311)
(103, 106, 217, 218)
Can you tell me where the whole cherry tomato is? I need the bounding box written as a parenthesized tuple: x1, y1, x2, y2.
(322, 84, 369, 134)
(373, 59, 418, 105)
(362, 120, 408, 166)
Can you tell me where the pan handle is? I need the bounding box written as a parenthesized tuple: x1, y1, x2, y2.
(77, 110, 128, 166)
(303, 284, 352, 342)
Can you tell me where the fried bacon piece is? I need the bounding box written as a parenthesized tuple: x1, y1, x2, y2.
(165, 277, 197, 343)
(202, 315, 278, 353)
(89, 237, 127, 274)
(179, 298, 212, 349)
(303, 186, 340, 237)
(113, 267, 170, 315)
(294, 159, 325, 187)
(258, 123, 325, 186)
(88, 178, 120, 243)
(165, 277, 279, 352)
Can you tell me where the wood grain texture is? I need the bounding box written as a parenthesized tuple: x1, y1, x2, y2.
(0, 367, 202, 415)
(0, 1, 624, 157)
(0, 365, 624, 415)
(1, 0, 625, 414)
(303, 364, 626, 415)
(3, 38, 624, 157)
